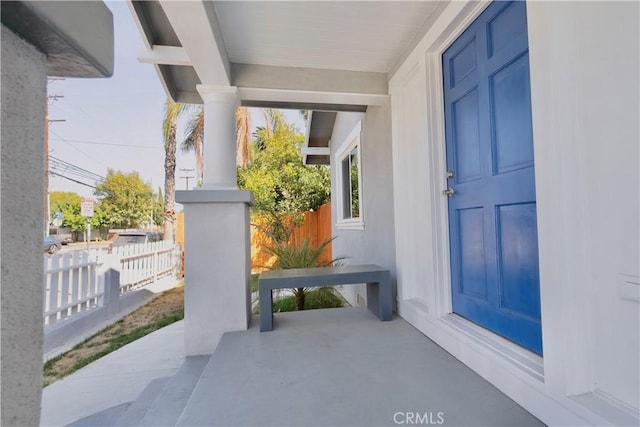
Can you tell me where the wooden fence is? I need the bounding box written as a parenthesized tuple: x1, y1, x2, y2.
(251, 202, 333, 271)
(175, 202, 333, 272)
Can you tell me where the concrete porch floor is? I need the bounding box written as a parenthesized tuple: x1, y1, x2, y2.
(41, 308, 545, 426)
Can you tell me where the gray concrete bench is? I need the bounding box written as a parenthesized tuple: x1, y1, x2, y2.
(258, 264, 392, 332)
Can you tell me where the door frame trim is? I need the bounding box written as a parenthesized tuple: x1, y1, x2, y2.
(440, 0, 542, 353)
(418, 0, 548, 365)
(420, 0, 490, 320)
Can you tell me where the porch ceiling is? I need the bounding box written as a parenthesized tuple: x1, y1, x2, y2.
(129, 1, 449, 107)
(214, 1, 443, 73)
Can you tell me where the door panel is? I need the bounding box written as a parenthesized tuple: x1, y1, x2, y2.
(453, 90, 482, 183)
(458, 208, 489, 300)
(451, 38, 478, 87)
(487, 1, 528, 58)
(443, 1, 542, 354)
(490, 54, 534, 174)
(497, 203, 540, 319)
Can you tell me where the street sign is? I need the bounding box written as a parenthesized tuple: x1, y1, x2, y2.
(52, 212, 63, 227)
(80, 198, 94, 217)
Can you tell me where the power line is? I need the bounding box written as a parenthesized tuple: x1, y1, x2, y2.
(49, 171, 97, 189)
(49, 129, 110, 168)
(49, 155, 104, 181)
(50, 137, 161, 150)
(49, 155, 103, 179)
(49, 155, 104, 179)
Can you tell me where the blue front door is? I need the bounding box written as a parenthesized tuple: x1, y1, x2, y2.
(443, 1, 542, 354)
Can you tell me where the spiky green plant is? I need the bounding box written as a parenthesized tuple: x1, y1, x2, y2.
(261, 230, 345, 310)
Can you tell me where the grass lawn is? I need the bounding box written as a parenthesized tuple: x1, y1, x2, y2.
(43, 283, 184, 387)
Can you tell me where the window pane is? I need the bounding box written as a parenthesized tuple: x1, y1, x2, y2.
(349, 147, 360, 218)
(342, 156, 352, 219)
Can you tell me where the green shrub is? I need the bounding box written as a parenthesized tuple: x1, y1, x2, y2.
(250, 273, 259, 293)
(258, 228, 346, 310)
(253, 287, 344, 314)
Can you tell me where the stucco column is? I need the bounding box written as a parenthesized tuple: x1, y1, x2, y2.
(199, 85, 239, 189)
(1, 25, 46, 427)
(176, 85, 253, 356)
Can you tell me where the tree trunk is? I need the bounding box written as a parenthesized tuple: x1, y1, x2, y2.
(295, 287, 305, 311)
(235, 106, 250, 167)
(194, 111, 204, 183)
(164, 121, 177, 242)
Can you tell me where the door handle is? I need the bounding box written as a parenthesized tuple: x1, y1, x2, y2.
(442, 187, 455, 197)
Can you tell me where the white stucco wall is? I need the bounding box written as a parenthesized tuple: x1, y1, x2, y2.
(527, 0, 639, 412)
(1, 24, 47, 427)
(388, 1, 639, 425)
(330, 102, 397, 308)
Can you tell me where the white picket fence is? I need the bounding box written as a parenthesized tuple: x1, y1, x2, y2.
(110, 241, 177, 293)
(43, 251, 102, 327)
(43, 240, 178, 327)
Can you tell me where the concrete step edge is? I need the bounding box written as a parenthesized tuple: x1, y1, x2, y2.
(138, 355, 212, 427)
(115, 376, 172, 426)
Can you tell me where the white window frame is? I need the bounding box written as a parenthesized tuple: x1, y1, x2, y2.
(335, 121, 364, 230)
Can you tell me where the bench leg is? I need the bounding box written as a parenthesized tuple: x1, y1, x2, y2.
(259, 288, 274, 332)
(366, 277, 392, 321)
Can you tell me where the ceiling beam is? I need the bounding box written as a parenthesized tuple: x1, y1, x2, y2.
(158, 0, 230, 86)
(231, 63, 388, 96)
(239, 88, 387, 112)
(128, 1, 176, 101)
(137, 45, 191, 66)
(302, 147, 331, 156)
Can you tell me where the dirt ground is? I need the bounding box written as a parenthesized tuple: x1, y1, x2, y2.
(44, 283, 184, 387)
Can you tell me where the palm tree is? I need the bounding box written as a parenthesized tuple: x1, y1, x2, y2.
(162, 100, 193, 242)
(253, 109, 285, 152)
(236, 106, 251, 167)
(182, 107, 204, 182)
(181, 106, 253, 174)
(263, 109, 274, 140)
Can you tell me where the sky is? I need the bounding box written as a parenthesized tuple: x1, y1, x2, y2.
(48, 1, 305, 199)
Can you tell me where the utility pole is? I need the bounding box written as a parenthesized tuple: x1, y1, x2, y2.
(179, 175, 195, 190)
(179, 168, 195, 190)
(45, 77, 64, 236)
(45, 96, 65, 236)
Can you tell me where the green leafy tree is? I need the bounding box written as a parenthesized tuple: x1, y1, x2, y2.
(152, 187, 164, 226)
(238, 111, 331, 219)
(50, 191, 79, 214)
(94, 169, 154, 229)
(240, 111, 335, 311)
(50, 192, 85, 232)
(89, 204, 110, 238)
(49, 191, 109, 238)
